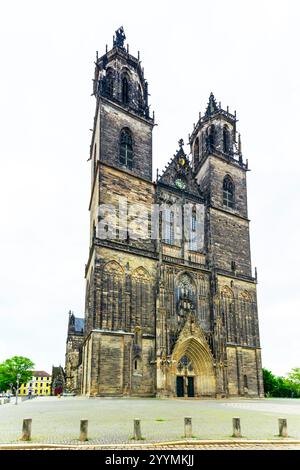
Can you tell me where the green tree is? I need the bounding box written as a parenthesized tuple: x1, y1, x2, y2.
(0, 356, 34, 392)
(273, 376, 293, 397)
(263, 367, 300, 398)
(262, 368, 278, 396)
(287, 368, 300, 387)
(286, 368, 300, 397)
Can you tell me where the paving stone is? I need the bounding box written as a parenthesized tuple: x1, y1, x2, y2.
(0, 397, 299, 445)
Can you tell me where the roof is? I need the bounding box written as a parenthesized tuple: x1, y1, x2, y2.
(68, 312, 85, 335)
(157, 139, 202, 198)
(74, 317, 84, 333)
(32, 371, 51, 377)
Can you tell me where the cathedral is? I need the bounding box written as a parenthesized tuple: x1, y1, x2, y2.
(65, 27, 264, 398)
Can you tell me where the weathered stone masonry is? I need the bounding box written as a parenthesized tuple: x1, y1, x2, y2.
(65, 28, 264, 398)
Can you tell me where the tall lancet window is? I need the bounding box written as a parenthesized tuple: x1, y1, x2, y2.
(223, 175, 235, 208)
(207, 124, 215, 150)
(194, 137, 200, 168)
(189, 206, 197, 251)
(119, 128, 133, 169)
(122, 75, 129, 105)
(164, 209, 174, 245)
(223, 125, 230, 154)
(106, 69, 114, 98)
(137, 84, 143, 110)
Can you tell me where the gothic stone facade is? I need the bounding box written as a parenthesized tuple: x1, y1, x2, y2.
(65, 28, 264, 398)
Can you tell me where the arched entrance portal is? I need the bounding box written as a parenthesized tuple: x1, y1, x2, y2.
(171, 336, 216, 398)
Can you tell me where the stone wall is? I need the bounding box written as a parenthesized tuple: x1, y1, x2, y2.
(210, 208, 252, 276)
(226, 346, 264, 397)
(98, 163, 155, 252)
(81, 331, 155, 396)
(65, 334, 84, 393)
(99, 100, 153, 181)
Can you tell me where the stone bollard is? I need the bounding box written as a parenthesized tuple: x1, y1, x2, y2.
(278, 418, 288, 437)
(232, 417, 241, 437)
(184, 417, 192, 438)
(21, 418, 32, 441)
(79, 419, 88, 441)
(133, 418, 142, 440)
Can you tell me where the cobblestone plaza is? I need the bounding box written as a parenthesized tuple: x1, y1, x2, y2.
(0, 397, 299, 446)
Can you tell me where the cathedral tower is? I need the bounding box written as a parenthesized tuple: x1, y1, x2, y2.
(82, 27, 157, 396)
(189, 93, 264, 397)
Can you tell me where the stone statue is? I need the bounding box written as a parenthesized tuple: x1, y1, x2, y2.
(114, 26, 126, 49)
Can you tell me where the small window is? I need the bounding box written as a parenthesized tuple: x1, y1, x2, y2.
(133, 356, 142, 373)
(122, 75, 129, 104)
(223, 175, 234, 208)
(119, 129, 133, 169)
(243, 374, 248, 389)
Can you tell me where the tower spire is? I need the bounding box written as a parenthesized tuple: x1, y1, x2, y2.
(205, 92, 219, 117)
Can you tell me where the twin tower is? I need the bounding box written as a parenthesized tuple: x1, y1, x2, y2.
(65, 27, 264, 398)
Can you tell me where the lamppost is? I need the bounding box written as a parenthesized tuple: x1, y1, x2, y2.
(9, 383, 13, 401)
(15, 373, 21, 405)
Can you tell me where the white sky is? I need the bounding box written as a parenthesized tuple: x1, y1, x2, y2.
(0, 0, 299, 376)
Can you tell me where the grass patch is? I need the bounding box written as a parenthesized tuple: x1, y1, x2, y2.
(155, 418, 167, 422)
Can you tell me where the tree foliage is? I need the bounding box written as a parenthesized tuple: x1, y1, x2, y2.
(262, 368, 300, 398)
(288, 368, 300, 386)
(0, 356, 34, 391)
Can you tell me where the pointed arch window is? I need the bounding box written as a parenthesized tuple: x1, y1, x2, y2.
(221, 286, 236, 343)
(194, 137, 200, 168)
(119, 128, 133, 169)
(207, 125, 215, 150)
(189, 207, 197, 251)
(176, 274, 196, 325)
(223, 175, 234, 208)
(122, 75, 129, 105)
(165, 209, 174, 245)
(223, 125, 230, 154)
(191, 208, 197, 231)
(137, 84, 143, 110)
(106, 69, 114, 99)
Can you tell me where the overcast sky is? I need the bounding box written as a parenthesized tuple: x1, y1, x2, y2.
(0, 0, 299, 376)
